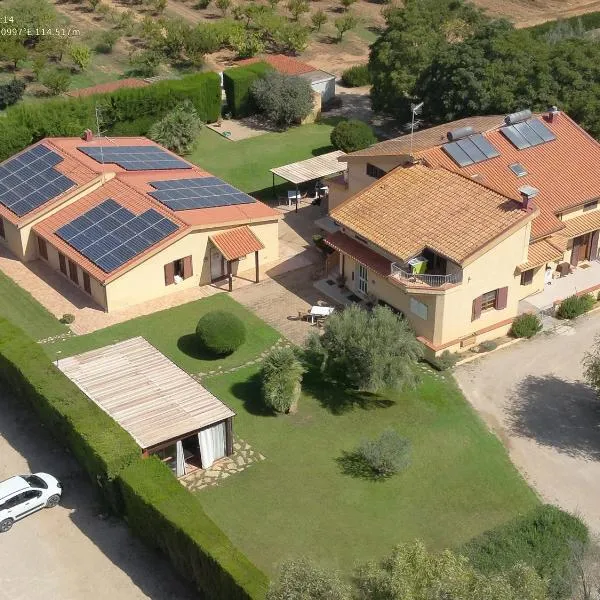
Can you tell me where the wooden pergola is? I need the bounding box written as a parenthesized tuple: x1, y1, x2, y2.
(210, 226, 265, 291)
(270, 150, 346, 213)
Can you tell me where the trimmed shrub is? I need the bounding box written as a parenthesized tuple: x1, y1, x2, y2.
(261, 346, 305, 413)
(195, 311, 246, 356)
(330, 119, 377, 152)
(510, 313, 542, 338)
(0, 319, 140, 510)
(118, 457, 268, 600)
(355, 429, 411, 477)
(556, 293, 595, 319)
(477, 339, 498, 353)
(59, 313, 75, 324)
(428, 350, 459, 371)
(341, 64, 370, 87)
(463, 504, 588, 600)
(223, 62, 273, 118)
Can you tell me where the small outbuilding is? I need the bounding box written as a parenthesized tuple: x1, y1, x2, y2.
(57, 337, 235, 477)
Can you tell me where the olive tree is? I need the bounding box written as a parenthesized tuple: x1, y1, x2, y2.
(306, 305, 423, 392)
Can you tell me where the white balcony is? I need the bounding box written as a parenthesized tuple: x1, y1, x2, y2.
(390, 263, 463, 288)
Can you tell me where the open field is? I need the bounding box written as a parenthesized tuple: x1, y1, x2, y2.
(187, 122, 336, 198)
(200, 364, 539, 576)
(44, 293, 281, 372)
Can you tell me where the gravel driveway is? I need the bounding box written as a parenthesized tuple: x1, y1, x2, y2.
(0, 392, 197, 600)
(455, 315, 600, 536)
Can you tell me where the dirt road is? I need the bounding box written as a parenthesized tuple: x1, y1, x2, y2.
(455, 315, 600, 536)
(0, 392, 197, 600)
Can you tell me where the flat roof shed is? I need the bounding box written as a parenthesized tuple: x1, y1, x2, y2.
(57, 337, 235, 474)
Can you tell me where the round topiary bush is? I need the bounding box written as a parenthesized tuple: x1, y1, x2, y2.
(330, 119, 377, 153)
(510, 313, 542, 338)
(195, 311, 246, 356)
(341, 64, 371, 87)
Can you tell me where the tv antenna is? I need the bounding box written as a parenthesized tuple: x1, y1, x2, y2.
(409, 101, 424, 158)
(94, 103, 116, 181)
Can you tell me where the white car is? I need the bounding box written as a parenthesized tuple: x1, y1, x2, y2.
(0, 473, 62, 533)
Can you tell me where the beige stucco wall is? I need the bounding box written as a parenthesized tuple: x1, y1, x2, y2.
(0, 217, 24, 258)
(335, 222, 530, 349)
(105, 220, 278, 311)
(517, 264, 546, 299)
(345, 156, 404, 199)
(559, 202, 600, 222)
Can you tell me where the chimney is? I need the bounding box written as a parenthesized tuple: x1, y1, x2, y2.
(547, 106, 559, 123)
(82, 129, 93, 142)
(519, 185, 538, 211)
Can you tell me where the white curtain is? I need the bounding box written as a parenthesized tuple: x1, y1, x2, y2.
(198, 422, 227, 469)
(175, 440, 186, 477)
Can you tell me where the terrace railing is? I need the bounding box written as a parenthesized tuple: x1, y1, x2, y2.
(390, 263, 463, 287)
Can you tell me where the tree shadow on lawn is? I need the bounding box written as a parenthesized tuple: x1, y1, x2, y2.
(231, 371, 278, 417)
(177, 333, 229, 362)
(508, 375, 600, 461)
(302, 367, 395, 415)
(336, 450, 388, 481)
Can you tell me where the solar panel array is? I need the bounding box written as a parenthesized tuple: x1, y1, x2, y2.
(442, 134, 500, 167)
(0, 145, 75, 217)
(500, 119, 556, 150)
(56, 199, 178, 273)
(77, 146, 192, 171)
(148, 177, 256, 211)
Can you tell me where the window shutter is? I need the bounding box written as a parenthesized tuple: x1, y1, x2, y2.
(183, 255, 193, 279)
(472, 296, 482, 321)
(520, 269, 533, 286)
(164, 262, 175, 286)
(495, 286, 508, 310)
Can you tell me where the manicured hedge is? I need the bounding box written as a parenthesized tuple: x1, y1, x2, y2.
(463, 504, 588, 600)
(118, 457, 269, 600)
(0, 318, 140, 510)
(0, 73, 221, 162)
(527, 11, 600, 36)
(223, 62, 273, 118)
(196, 310, 246, 356)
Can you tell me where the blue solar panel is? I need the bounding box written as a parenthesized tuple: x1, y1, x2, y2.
(0, 145, 75, 217)
(77, 146, 191, 171)
(500, 119, 556, 150)
(56, 199, 178, 273)
(148, 177, 256, 211)
(442, 134, 500, 167)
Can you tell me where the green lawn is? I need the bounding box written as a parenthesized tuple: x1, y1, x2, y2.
(0, 271, 67, 340)
(187, 123, 336, 199)
(45, 293, 280, 372)
(200, 365, 538, 577)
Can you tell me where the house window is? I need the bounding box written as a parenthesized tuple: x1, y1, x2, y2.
(366, 163, 386, 179)
(83, 272, 91, 295)
(0, 218, 5, 240)
(37, 236, 48, 260)
(164, 255, 193, 285)
(410, 297, 428, 320)
(583, 201, 598, 212)
(68, 259, 78, 284)
(58, 253, 67, 276)
(520, 269, 534, 286)
(481, 289, 498, 311)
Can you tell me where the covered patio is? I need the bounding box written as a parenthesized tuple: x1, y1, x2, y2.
(57, 337, 235, 478)
(270, 150, 346, 213)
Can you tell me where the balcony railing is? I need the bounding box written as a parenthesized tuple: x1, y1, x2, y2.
(390, 263, 463, 287)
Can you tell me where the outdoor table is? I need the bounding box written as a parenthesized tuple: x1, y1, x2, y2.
(309, 305, 334, 323)
(287, 190, 301, 206)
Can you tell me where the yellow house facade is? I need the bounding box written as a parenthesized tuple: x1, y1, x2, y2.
(0, 136, 279, 312)
(326, 109, 600, 355)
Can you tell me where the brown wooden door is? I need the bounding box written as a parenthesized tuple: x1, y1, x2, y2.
(571, 236, 583, 266)
(590, 230, 599, 261)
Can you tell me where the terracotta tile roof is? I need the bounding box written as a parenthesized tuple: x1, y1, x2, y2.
(518, 238, 564, 271)
(234, 54, 317, 75)
(33, 179, 187, 283)
(66, 78, 149, 98)
(0, 141, 99, 226)
(420, 112, 600, 240)
(324, 231, 392, 277)
(330, 164, 533, 265)
(210, 226, 264, 261)
(347, 116, 504, 158)
(555, 210, 600, 241)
